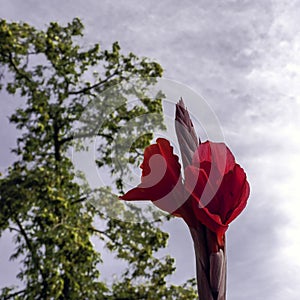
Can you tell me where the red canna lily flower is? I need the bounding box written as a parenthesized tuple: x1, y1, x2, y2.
(120, 98, 250, 299)
(120, 137, 250, 247)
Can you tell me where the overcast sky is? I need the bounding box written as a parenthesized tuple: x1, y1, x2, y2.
(1, 1, 300, 299)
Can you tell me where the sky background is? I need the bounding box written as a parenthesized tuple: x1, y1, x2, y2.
(1, 1, 300, 299)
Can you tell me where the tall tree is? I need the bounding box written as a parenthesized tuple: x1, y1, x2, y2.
(0, 18, 197, 299)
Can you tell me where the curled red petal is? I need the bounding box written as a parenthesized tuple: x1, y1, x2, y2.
(192, 141, 236, 176)
(205, 164, 249, 224)
(224, 166, 250, 224)
(185, 142, 250, 241)
(192, 197, 228, 242)
(185, 165, 228, 237)
(120, 138, 184, 215)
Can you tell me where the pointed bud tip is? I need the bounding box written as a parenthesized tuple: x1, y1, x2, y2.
(175, 98, 200, 151)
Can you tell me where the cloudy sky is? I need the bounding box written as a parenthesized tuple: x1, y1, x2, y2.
(1, 1, 300, 299)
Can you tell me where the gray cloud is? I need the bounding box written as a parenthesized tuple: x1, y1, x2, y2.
(1, 0, 300, 298)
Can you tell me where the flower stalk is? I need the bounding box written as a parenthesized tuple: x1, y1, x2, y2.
(176, 99, 226, 300)
(120, 98, 249, 300)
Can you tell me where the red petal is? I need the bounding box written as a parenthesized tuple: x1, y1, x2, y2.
(185, 165, 228, 236)
(205, 164, 249, 224)
(185, 144, 250, 238)
(120, 138, 184, 214)
(224, 166, 250, 224)
(192, 197, 228, 239)
(192, 141, 236, 176)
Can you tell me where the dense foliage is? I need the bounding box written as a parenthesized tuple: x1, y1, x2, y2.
(0, 18, 197, 299)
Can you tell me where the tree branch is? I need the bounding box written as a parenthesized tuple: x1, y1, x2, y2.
(6, 52, 32, 84)
(12, 215, 48, 296)
(59, 131, 113, 146)
(8, 226, 20, 233)
(70, 196, 87, 205)
(68, 71, 118, 95)
(88, 226, 111, 240)
(3, 288, 27, 300)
